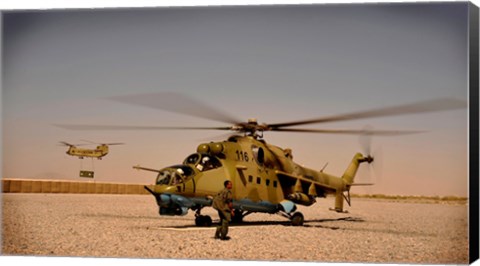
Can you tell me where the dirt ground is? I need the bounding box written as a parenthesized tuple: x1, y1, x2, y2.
(1, 193, 469, 264)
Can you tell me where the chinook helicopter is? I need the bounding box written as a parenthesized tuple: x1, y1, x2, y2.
(60, 140, 124, 159)
(55, 93, 466, 226)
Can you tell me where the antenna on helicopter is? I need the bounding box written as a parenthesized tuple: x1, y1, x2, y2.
(320, 162, 329, 172)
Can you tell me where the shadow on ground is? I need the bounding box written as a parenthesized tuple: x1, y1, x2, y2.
(155, 216, 365, 230)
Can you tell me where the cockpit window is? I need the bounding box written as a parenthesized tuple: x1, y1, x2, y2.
(184, 154, 201, 165)
(184, 153, 222, 172)
(156, 165, 194, 185)
(196, 154, 222, 172)
(156, 170, 172, 185)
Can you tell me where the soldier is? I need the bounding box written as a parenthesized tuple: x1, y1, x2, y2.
(212, 180, 234, 240)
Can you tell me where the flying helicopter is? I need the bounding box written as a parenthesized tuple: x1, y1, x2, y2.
(55, 93, 466, 226)
(60, 140, 124, 159)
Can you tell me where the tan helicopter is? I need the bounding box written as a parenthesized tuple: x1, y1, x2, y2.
(55, 93, 466, 226)
(60, 140, 124, 159)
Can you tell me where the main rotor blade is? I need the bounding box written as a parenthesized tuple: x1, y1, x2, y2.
(107, 92, 241, 125)
(80, 139, 98, 144)
(271, 128, 425, 136)
(59, 141, 90, 146)
(80, 139, 125, 145)
(54, 124, 233, 131)
(269, 98, 467, 128)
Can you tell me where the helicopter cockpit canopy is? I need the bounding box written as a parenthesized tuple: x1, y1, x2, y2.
(156, 165, 195, 186)
(183, 153, 222, 172)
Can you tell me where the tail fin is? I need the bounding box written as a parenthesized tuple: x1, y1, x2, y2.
(341, 152, 373, 184)
(331, 153, 373, 213)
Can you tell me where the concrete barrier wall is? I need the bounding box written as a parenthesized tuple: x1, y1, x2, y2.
(1, 179, 149, 195)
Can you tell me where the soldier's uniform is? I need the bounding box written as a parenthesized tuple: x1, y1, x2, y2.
(212, 186, 233, 240)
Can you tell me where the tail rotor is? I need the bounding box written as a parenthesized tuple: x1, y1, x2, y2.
(358, 126, 383, 193)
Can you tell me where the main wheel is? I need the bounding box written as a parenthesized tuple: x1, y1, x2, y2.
(290, 212, 304, 226)
(231, 209, 244, 223)
(195, 215, 212, 227)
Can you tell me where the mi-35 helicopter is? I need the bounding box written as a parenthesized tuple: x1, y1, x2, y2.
(55, 93, 466, 226)
(60, 140, 124, 159)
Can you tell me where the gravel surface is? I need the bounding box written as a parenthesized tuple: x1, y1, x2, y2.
(1, 193, 469, 264)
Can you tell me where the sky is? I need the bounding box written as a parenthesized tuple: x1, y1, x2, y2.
(1, 1, 472, 197)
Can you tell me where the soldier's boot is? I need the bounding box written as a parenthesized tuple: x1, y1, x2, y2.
(214, 226, 221, 239)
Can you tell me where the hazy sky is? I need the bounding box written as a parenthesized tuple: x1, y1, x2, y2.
(2, 2, 471, 196)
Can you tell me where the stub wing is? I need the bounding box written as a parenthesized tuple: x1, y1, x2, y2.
(275, 170, 338, 197)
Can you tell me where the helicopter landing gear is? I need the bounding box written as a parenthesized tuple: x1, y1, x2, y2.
(279, 210, 305, 226)
(231, 209, 252, 223)
(194, 209, 212, 227)
(231, 210, 243, 223)
(290, 212, 304, 226)
(195, 215, 212, 227)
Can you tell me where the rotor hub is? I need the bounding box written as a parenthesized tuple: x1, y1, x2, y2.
(236, 119, 270, 139)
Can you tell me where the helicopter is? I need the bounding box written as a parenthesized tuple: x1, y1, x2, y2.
(60, 140, 124, 159)
(55, 93, 467, 226)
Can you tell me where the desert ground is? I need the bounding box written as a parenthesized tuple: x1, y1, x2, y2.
(1, 193, 469, 264)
